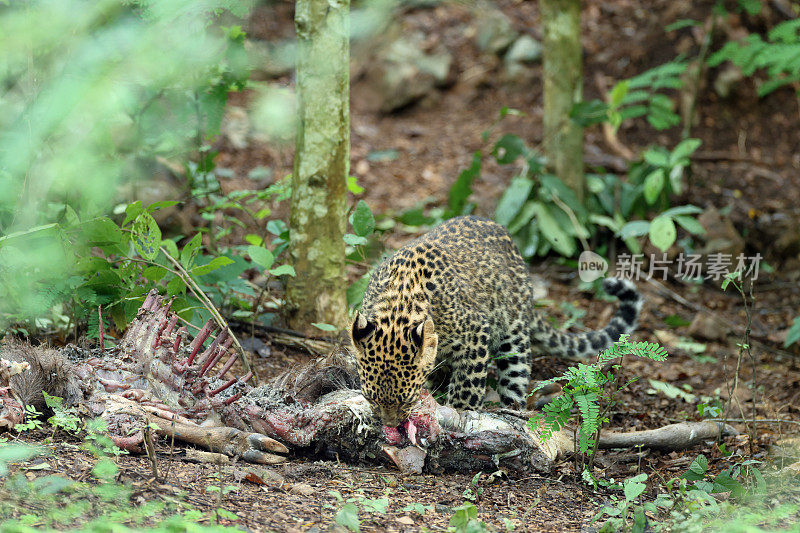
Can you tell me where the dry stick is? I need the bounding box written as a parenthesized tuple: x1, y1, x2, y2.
(143, 422, 159, 480)
(593, 72, 636, 161)
(644, 277, 789, 355)
(682, 14, 716, 141)
(97, 306, 104, 352)
(707, 417, 800, 427)
(550, 193, 590, 252)
(159, 246, 255, 384)
(747, 280, 758, 456)
(588, 354, 627, 470)
(723, 275, 757, 456)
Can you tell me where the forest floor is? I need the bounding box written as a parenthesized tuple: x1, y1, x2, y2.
(10, 0, 800, 531)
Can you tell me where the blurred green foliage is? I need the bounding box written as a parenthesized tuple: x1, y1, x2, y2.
(0, 0, 257, 333)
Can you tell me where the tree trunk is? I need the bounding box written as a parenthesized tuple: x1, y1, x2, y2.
(286, 0, 350, 333)
(540, 0, 584, 203)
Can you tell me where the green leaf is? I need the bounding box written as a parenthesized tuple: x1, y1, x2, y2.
(684, 455, 709, 481)
(534, 202, 576, 256)
(609, 80, 630, 108)
(737, 0, 761, 14)
(664, 314, 691, 328)
(92, 458, 119, 482)
(665, 19, 701, 32)
(166, 276, 186, 296)
(344, 234, 368, 246)
(447, 151, 481, 217)
(247, 245, 275, 269)
(266, 219, 289, 238)
(268, 264, 296, 277)
(347, 273, 371, 309)
(449, 503, 478, 530)
(570, 99, 609, 126)
(132, 212, 162, 261)
(145, 200, 179, 213)
(245, 234, 263, 246)
(311, 322, 338, 332)
(785, 316, 800, 348)
(495, 176, 535, 227)
(0, 444, 42, 476)
(643, 148, 669, 167)
(335, 503, 360, 532)
(352, 200, 375, 237)
(624, 473, 648, 502)
(347, 176, 365, 194)
(670, 138, 702, 163)
(643, 169, 665, 205)
(492, 134, 527, 164)
(362, 497, 389, 514)
(540, 175, 587, 218)
(32, 475, 74, 495)
(82, 218, 124, 253)
(588, 214, 619, 231)
(648, 379, 697, 403)
(660, 204, 702, 217)
(669, 164, 686, 194)
(507, 200, 538, 234)
(180, 233, 202, 270)
(161, 239, 179, 259)
(674, 215, 706, 236)
(618, 220, 651, 239)
(122, 201, 143, 227)
(143, 266, 167, 282)
(397, 207, 436, 227)
(649, 216, 676, 252)
(192, 256, 235, 276)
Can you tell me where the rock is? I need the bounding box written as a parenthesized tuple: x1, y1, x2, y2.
(221, 106, 250, 150)
(244, 466, 285, 486)
(382, 445, 427, 474)
(475, 6, 517, 55)
(246, 39, 296, 79)
(780, 462, 800, 477)
(505, 35, 542, 64)
(769, 437, 800, 462)
(504, 35, 542, 81)
(250, 84, 297, 142)
(687, 313, 730, 342)
(697, 206, 745, 258)
(355, 31, 453, 112)
(289, 482, 316, 496)
(713, 64, 744, 99)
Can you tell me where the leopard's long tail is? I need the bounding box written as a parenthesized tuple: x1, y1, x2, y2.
(530, 278, 643, 359)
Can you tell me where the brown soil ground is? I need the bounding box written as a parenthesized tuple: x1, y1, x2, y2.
(7, 0, 800, 531)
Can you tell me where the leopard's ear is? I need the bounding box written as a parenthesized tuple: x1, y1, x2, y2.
(411, 317, 437, 367)
(351, 312, 376, 343)
(410, 319, 426, 347)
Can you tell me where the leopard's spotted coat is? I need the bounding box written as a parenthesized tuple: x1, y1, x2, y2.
(350, 216, 642, 427)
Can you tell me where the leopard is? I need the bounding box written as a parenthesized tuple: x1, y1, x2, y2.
(349, 215, 643, 427)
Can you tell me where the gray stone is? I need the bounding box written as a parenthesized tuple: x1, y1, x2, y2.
(687, 313, 729, 342)
(505, 34, 543, 64)
(246, 39, 297, 79)
(475, 8, 517, 55)
(696, 206, 745, 258)
(356, 31, 453, 112)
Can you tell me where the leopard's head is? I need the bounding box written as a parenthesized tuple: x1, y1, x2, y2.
(350, 311, 438, 427)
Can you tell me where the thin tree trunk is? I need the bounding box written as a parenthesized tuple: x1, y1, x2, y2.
(286, 0, 350, 332)
(540, 0, 584, 203)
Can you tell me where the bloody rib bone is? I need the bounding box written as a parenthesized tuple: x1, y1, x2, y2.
(186, 320, 215, 366)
